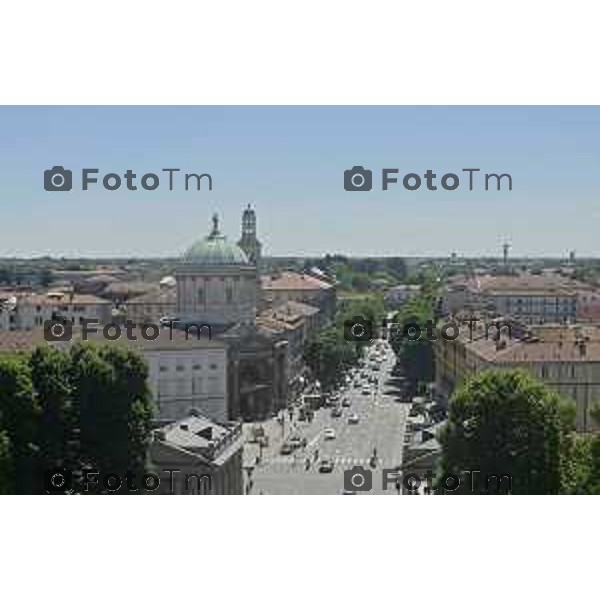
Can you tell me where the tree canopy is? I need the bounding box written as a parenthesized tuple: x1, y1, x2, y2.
(0, 343, 154, 494)
(438, 370, 575, 494)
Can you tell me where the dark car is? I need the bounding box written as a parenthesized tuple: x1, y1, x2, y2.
(318, 459, 334, 473)
(280, 443, 294, 455)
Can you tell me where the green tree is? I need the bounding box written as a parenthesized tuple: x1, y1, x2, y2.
(0, 431, 14, 494)
(303, 327, 359, 391)
(438, 370, 575, 494)
(0, 343, 154, 494)
(0, 356, 38, 493)
(68, 343, 153, 489)
(389, 296, 436, 394)
(30, 346, 74, 489)
(561, 433, 600, 494)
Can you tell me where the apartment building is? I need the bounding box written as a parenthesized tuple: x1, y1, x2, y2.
(257, 299, 321, 383)
(7, 291, 112, 330)
(0, 327, 229, 425)
(435, 318, 600, 433)
(260, 271, 336, 324)
(442, 274, 580, 324)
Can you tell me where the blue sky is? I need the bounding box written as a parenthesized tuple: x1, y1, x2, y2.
(1, 106, 600, 258)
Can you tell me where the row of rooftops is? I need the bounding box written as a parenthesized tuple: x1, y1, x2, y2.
(442, 313, 600, 363)
(447, 273, 592, 297)
(0, 296, 321, 352)
(1, 268, 333, 308)
(260, 271, 334, 291)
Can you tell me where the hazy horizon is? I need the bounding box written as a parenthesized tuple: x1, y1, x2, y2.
(2, 106, 600, 258)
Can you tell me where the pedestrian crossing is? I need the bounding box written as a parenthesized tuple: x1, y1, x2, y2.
(259, 456, 378, 469)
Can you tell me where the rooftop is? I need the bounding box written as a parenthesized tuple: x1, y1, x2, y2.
(17, 292, 111, 306)
(466, 274, 584, 297)
(183, 214, 249, 266)
(447, 318, 600, 363)
(153, 412, 243, 464)
(261, 271, 333, 291)
(0, 325, 224, 353)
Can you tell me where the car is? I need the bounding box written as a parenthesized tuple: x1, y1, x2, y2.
(330, 407, 343, 418)
(289, 434, 307, 447)
(362, 387, 371, 395)
(323, 428, 336, 440)
(354, 380, 361, 388)
(348, 413, 359, 424)
(280, 443, 294, 455)
(319, 459, 334, 473)
(342, 397, 351, 407)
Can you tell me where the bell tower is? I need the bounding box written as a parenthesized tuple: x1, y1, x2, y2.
(238, 204, 262, 267)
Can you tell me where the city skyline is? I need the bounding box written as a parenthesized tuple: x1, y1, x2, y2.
(2, 106, 600, 258)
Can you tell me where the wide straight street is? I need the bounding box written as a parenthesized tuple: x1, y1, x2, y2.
(243, 340, 410, 494)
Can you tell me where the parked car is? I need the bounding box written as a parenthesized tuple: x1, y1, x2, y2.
(348, 413, 359, 424)
(319, 459, 334, 473)
(330, 406, 343, 418)
(323, 428, 336, 440)
(342, 397, 351, 407)
(289, 434, 307, 448)
(362, 387, 371, 395)
(280, 443, 294, 455)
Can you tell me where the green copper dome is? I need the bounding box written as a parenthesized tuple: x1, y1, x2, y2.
(183, 214, 249, 266)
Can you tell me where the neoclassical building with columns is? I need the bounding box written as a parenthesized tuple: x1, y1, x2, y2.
(167, 213, 288, 421)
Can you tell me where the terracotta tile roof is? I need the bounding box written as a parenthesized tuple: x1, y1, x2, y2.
(17, 292, 111, 306)
(261, 271, 333, 291)
(125, 288, 176, 305)
(449, 321, 600, 363)
(468, 274, 582, 296)
(0, 325, 224, 353)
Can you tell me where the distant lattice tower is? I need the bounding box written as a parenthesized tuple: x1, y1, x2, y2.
(238, 204, 262, 267)
(502, 242, 510, 272)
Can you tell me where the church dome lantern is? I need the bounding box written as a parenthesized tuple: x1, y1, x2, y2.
(183, 214, 249, 266)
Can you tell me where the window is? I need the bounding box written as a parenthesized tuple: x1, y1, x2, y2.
(193, 364, 201, 371)
(176, 364, 185, 372)
(197, 288, 205, 304)
(159, 365, 168, 372)
(210, 363, 218, 370)
(226, 287, 233, 303)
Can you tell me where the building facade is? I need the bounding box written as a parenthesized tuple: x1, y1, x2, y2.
(435, 318, 600, 433)
(8, 291, 112, 330)
(442, 274, 580, 324)
(148, 411, 244, 495)
(261, 271, 336, 324)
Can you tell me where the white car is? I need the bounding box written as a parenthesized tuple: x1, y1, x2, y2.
(348, 413, 359, 424)
(323, 428, 336, 440)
